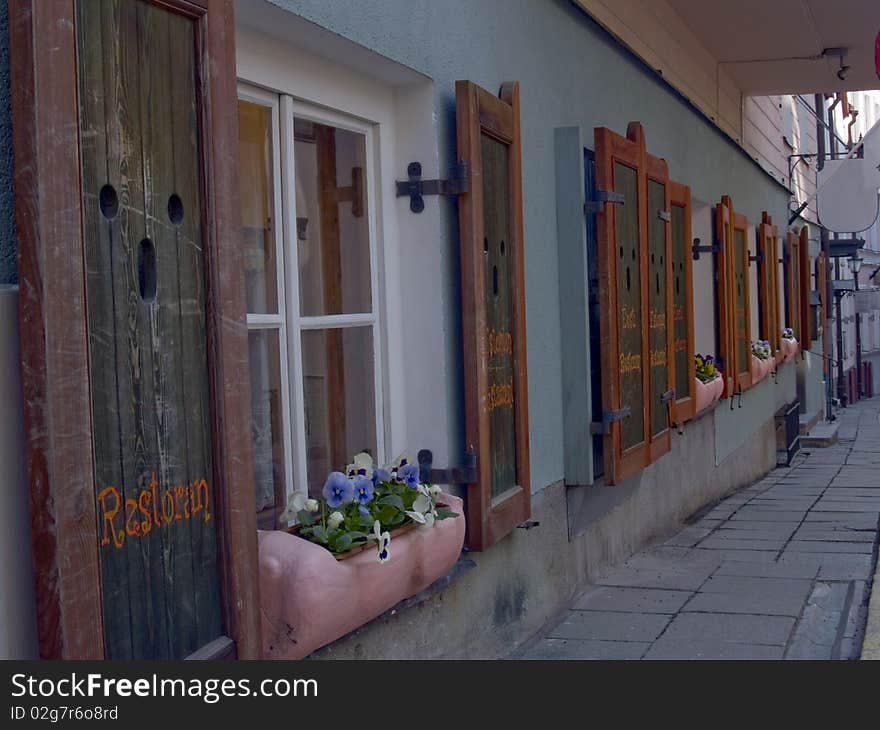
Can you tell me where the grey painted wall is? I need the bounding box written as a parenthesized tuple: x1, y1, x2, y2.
(267, 0, 790, 491)
(0, 0, 14, 285)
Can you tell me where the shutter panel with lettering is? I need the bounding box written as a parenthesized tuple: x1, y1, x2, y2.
(11, 0, 260, 659)
(456, 80, 530, 551)
(786, 229, 802, 347)
(670, 181, 695, 423)
(758, 213, 781, 361)
(799, 225, 812, 346)
(594, 123, 651, 484)
(731, 210, 753, 390)
(646, 153, 673, 461)
(715, 197, 735, 398)
(817, 252, 829, 373)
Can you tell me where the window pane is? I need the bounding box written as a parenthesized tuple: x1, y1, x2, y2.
(238, 100, 279, 315)
(248, 329, 286, 529)
(301, 326, 376, 498)
(294, 119, 372, 316)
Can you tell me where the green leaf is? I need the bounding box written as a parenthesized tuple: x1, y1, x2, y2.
(379, 494, 405, 511)
(310, 524, 328, 543)
(297, 509, 315, 527)
(435, 507, 459, 520)
(388, 511, 406, 527)
(375, 504, 399, 524)
(329, 532, 353, 553)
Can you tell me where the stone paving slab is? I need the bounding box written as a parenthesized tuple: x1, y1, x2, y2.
(547, 610, 670, 643)
(784, 540, 874, 554)
(662, 612, 795, 645)
(699, 574, 813, 597)
(682, 590, 806, 617)
(520, 638, 649, 660)
(597, 566, 715, 592)
(792, 528, 876, 542)
(714, 558, 820, 579)
(642, 638, 784, 660)
(573, 586, 692, 614)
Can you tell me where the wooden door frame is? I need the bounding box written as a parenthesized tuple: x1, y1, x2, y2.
(456, 80, 530, 551)
(9, 0, 261, 659)
(732, 210, 753, 391)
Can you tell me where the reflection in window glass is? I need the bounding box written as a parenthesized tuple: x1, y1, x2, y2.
(238, 100, 279, 315)
(248, 329, 285, 530)
(294, 119, 372, 316)
(301, 327, 376, 499)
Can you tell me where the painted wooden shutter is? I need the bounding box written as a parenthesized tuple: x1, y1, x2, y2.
(669, 181, 695, 423)
(786, 229, 802, 347)
(715, 197, 735, 398)
(646, 154, 673, 461)
(456, 80, 530, 551)
(732, 210, 753, 390)
(758, 213, 782, 362)
(799, 226, 812, 346)
(817, 252, 829, 373)
(11, 0, 260, 659)
(594, 123, 651, 484)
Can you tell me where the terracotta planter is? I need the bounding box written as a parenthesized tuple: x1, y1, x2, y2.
(695, 374, 723, 413)
(258, 492, 466, 659)
(751, 355, 773, 384)
(781, 337, 798, 362)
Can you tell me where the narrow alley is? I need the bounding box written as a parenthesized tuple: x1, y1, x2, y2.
(520, 398, 880, 660)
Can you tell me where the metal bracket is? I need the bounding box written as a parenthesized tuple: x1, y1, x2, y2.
(396, 161, 468, 214)
(584, 189, 625, 214)
(657, 210, 671, 222)
(590, 405, 632, 435)
(748, 250, 763, 267)
(660, 388, 675, 404)
(418, 447, 477, 485)
(692, 237, 720, 261)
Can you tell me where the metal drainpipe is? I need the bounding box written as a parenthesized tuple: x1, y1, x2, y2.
(815, 94, 835, 420)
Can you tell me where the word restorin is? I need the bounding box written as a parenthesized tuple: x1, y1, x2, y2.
(98, 474, 211, 550)
(487, 378, 514, 411)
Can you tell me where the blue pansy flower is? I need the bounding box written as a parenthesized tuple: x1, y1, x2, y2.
(352, 474, 374, 505)
(399, 462, 420, 490)
(322, 471, 354, 508)
(372, 467, 392, 487)
(359, 504, 370, 517)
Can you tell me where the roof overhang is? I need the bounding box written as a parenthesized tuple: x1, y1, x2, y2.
(667, 0, 880, 95)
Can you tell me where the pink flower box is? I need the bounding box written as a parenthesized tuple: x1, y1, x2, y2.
(780, 337, 798, 363)
(751, 355, 774, 384)
(695, 374, 724, 413)
(258, 492, 466, 659)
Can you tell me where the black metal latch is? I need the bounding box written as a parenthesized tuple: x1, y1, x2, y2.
(584, 189, 625, 215)
(590, 406, 632, 435)
(660, 388, 675, 404)
(692, 236, 720, 261)
(396, 161, 468, 213)
(418, 447, 477, 485)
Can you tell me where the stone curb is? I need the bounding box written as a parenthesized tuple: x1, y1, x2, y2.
(862, 557, 880, 660)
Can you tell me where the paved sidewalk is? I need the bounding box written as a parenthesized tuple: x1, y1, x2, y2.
(519, 398, 880, 660)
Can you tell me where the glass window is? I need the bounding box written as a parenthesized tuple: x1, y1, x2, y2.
(238, 89, 383, 526)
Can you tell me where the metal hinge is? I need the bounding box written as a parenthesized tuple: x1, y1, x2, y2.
(396, 161, 468, 213)
(660, 388, 675, 404)
(584, 189, 625, 214)
(590, 405, 632, 435)
(692, 236, 721, 261)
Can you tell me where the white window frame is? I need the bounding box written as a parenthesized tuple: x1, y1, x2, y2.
(238, 83, 296, 514)
(238, 82, 387, 516)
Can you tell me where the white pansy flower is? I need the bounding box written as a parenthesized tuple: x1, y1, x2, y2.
(412, 493, 432, 514)
(369, 519, 391, 563)
(327, 511, 345, 530)
(405, 510, 426, 524)
(279, 491, 307, 523)
(428, 485, 443, 496)
(304, 498, 319, 512)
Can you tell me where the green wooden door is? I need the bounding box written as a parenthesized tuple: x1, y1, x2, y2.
(77, 0, 223, 659)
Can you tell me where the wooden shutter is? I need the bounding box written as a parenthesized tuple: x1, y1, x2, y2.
(758, 213, 782, 362)
(670, 181, 695, 423)
(799, 226, 812, 347)
(817, 252, 829, 373)
(595, 122, 650, 484)
(456, 80, 530, 551)
(786, 229, 802, 347)
(715, 197, 735, 398)
(731, 210, 753, 390)
(10, 0, 260, 659)
(646, 154, 673, 461)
